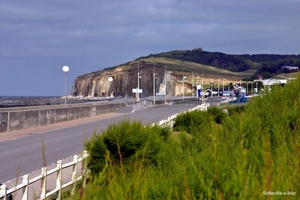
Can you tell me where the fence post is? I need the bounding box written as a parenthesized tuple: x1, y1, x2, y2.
(22, 174, 29, 200)
(40, 167, 47, 199)
(71, 155, 78, 195)
(0, 184, 8, 199)
(56, 160, 62, 200)
(82, 150, 88, 188)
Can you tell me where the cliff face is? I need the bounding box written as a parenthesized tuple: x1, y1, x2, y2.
(71, 61, 192, 98)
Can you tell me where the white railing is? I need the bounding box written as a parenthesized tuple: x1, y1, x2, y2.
(0, 151, 89, 200)
(0, 103, 207, 200)
(153, 103, 208, 128)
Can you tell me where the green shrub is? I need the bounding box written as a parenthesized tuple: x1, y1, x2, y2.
(226, 105, 245, 115)
(173, 110, 211, 134)
(207, 106, 227, 124)
(85, 119, 171, 176)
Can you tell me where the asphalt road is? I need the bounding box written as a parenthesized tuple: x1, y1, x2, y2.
(0, 99, 208, 182)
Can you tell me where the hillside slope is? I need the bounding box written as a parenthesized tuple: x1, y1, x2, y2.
(71, 48, 300, 97)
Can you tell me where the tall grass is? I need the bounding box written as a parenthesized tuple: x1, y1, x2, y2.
(71, 76, 300, 199)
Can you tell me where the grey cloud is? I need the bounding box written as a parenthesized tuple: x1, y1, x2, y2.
(0, 0, 299, 96)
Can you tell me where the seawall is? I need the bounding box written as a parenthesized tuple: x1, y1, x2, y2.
(0, 102, 126, 133)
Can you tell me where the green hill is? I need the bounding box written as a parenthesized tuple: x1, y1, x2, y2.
(112, 48, 300, 80)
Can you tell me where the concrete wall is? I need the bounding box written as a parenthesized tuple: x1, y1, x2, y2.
(0, 102, 126, 133)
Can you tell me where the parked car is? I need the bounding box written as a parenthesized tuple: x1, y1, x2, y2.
(229, 97, 248, 104)
(0, 183, 12, 200)
(222, 91, 231, 100)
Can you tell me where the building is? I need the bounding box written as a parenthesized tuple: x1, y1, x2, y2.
(281, 66, 299, 71)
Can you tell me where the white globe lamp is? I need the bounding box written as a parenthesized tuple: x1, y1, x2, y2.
(62, 66, 69, 107)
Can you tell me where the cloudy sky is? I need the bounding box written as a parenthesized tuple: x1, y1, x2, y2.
(1, 0, 299, 96)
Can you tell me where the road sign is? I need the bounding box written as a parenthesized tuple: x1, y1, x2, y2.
(132, 88, 143, 93)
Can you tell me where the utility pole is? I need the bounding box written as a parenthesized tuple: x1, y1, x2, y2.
(192, 72, 194, 97)
(182, 70, 185, 101)
(137, 61, 140, 101)
(201, 72, 203, 98)
(218, 76, 220, 97)
(210, 77, 213, 98)
(164, 66, 167, 104)
(196, 75, 199, 99)
(153, 64, 156, 105)
(222, 79, 224, 93)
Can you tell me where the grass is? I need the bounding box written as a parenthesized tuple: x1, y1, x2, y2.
(115, 56, 255, 83)
(65, 75, 300, 199)
(142, 57, 255, 80)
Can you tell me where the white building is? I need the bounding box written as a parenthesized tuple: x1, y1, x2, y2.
(281, 66, 299, 70)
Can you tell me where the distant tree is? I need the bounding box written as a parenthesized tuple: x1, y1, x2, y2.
(192, 47, 203, 52)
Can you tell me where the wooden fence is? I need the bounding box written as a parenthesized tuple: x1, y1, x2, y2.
(0, 151, 89, 200)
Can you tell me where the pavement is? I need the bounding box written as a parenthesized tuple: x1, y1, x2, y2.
(0, 110, 127, 142)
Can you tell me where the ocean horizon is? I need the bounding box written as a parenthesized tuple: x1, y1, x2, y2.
(0, 95, 62, 99)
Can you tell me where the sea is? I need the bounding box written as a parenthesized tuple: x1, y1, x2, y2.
(0, 96, 107, 108)
(0, 96, 63, 108)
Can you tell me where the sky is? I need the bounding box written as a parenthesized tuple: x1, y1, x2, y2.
(1, 0, 299, 96)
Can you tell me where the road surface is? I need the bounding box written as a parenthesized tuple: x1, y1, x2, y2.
(0, 100, 207, 183)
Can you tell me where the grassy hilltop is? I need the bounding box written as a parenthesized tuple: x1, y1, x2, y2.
(108, 48, 300, 82)
(69, 74, 300, 199)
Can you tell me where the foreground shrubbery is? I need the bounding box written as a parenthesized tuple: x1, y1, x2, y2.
(85, 119, 170, 176)
(72, 76, 300, 200)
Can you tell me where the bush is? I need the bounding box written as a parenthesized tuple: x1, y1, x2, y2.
(173, 110, 211, 134)
(207, 107, 227, 124)
(85, 119, 170, 176)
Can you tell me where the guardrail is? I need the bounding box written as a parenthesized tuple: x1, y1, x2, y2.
(0, 151, 89, 200)
(0, 103, 208, 200)
(153, 103, 208, 128)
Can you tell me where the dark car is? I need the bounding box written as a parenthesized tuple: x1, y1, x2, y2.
(0, 183, 12, 200)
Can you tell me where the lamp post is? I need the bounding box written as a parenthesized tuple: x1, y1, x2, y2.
(108, 77, 113, 101)
(192, 72, 194, 97)
(153, 64, 156, 105)
(182, 73, 186, 101)
(201, 73, 203, 98)
(210, 77, 213, 98)
(137, 61, 140, 102)
(228, 81, 230, 92)
(164, 66, 167, 104)
(222, 79, 224, 93)
(217, 77, 220, 97)
(62, 65, 69, 107)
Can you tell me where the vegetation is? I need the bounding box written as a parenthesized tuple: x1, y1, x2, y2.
(139, 49, 300, 78)
(86, 48, 300, 84)
(69, 75, 300, 199)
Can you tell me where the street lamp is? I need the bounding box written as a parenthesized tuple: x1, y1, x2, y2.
(217, 77, 220, 97)
(164, 66, 167, 104)
(210, 77, 213, 98)
(153, 64, 156, 105)
(182, 75, 186, 101)
(108, 77, 113, 101)
(192, 72, 194, 97)
(137, 61, 141, 101)
(201, 73, 203, 98)
(62, 65, 69, 107)
(222, 79, 224, 93)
